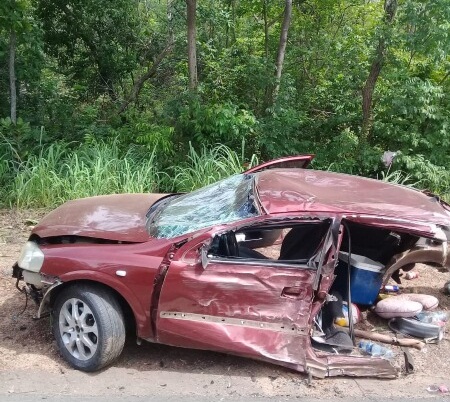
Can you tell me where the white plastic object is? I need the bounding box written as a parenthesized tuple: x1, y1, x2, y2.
(17, 241, 44, 272)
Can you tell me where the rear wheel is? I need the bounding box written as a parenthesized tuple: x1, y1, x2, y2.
(52, 284, 126, 371)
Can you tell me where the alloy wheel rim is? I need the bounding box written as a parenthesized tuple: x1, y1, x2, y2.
(58, 298, 99, 361)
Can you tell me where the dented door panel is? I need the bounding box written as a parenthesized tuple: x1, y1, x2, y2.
(156, 256, 316, 368)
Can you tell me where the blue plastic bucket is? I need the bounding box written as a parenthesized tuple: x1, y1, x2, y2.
(336, 252, 385, 305)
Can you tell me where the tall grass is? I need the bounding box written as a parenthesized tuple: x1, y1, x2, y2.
(9, 141, 161, 208)
(6, 141, 255, 208)
(8, 139, 446, 209)
(170, 143, 258, 192)
(378, 170, 417, 187)
(0, 155, 10, 190)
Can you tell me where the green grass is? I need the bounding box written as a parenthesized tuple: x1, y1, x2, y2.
(8, 141, 161, 208)
(3, 139, 448, 208)
(170, 142, 258, 192)
(378, 169, 417, 187)
(3, 141, 256, 208)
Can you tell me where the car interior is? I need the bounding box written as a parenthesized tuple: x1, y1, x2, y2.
(208, 220, 331, 265)
(207, 219, 422, 355)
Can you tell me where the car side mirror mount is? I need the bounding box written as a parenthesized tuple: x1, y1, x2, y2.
(201, 244, 210, 269)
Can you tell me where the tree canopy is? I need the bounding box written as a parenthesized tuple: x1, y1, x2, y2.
(1, 0, 449, 204)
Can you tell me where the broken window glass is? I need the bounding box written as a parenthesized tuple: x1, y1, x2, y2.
(149, 174, 259, 238)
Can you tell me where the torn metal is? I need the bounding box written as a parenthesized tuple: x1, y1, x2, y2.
(12, 157, 450, 378)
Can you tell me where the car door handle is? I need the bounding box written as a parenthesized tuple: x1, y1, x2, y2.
(281, 286, 304, 298)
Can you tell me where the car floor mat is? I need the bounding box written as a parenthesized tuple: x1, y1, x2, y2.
(311, 328, 354, 354)
(388, 317, 444, 343)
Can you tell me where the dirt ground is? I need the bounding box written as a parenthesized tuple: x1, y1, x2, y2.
(1, 209, 450, 399)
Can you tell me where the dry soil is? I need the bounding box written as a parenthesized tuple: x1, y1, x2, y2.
(1, 209, 449, 399)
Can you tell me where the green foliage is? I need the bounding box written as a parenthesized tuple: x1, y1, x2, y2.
(176, 98, 257, 151)
(135, 123, 174, 156)
(396, 154, 450, 198)
(0, 140, 13, 192)
(0, 117, 33, 160)
(375, 77, 450, 167)
(312, 128, 360, 173)
(9, 141, 161, 208)
(258, 108, 312, 158)
(117, 109, 175, 158)
(170, 143, 258, 192)
(399, 0, 450, 65)
(36, 0, 141, 98)
(1, 0, 450, 206)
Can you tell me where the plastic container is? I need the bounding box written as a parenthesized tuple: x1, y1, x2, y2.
(416, 310, 448, 324)
(383, 285, 400, 292)
(336, 252, 385, 305)
(358, 340, 394, 360)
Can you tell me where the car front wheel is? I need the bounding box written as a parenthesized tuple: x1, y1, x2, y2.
(52, 284, 126, 371)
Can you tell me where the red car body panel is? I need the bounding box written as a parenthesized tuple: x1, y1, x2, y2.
(40, 240, 174, 339)
(21, 164, 450, 378)
(33, 193, 168, 242)
(156, 230, 319, 372)
(257, 169, 450, 230)
(244, 154, 315, 174)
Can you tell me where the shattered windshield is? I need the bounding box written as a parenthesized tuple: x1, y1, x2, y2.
(149, 174, 259, 238)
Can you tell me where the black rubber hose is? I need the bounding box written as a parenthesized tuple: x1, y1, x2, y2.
(342, 221, 355, 345)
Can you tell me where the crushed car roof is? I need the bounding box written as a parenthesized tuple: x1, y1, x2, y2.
(256, 169, 450, 228)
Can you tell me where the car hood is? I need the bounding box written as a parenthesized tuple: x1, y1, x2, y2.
(32, 193, 169, 242)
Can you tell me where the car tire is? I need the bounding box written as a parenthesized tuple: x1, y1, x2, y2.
(52, 284, 126, 371)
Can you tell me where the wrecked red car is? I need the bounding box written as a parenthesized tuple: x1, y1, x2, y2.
(13, 155, 450, 378)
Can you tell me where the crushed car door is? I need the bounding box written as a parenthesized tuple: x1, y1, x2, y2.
(244, 154, 315, 174)
(155, 219, 337, 372)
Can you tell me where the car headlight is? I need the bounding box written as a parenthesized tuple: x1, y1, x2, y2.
(17, 241, 44, 272)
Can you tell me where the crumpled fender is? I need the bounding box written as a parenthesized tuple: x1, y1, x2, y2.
(46, 270, 152, 339)
(382, 240, 449, 286)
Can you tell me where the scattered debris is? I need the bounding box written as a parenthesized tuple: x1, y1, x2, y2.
(426, 384, 449, 394)
(353, 328, 425, 350)
(389, 317, 444, 343)
(416, 310, 448, 325)
(405, 271, 419, 280)
(358, 340, 394, 359)
(444, 280, 450, 295)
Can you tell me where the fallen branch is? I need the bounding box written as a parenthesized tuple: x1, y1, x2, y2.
(354, 328, 425, 350)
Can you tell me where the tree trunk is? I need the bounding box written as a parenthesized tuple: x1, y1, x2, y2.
(186, 0, 198, 91)
(273, 0, 292, 100)
(9, 29, 17, 124)
(264, 0, 292, 113)
(361, 0, 397, 141)
(225, 0, 236, 48)
(263, 0, 269, 60)
(119, 42, 173, 114)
